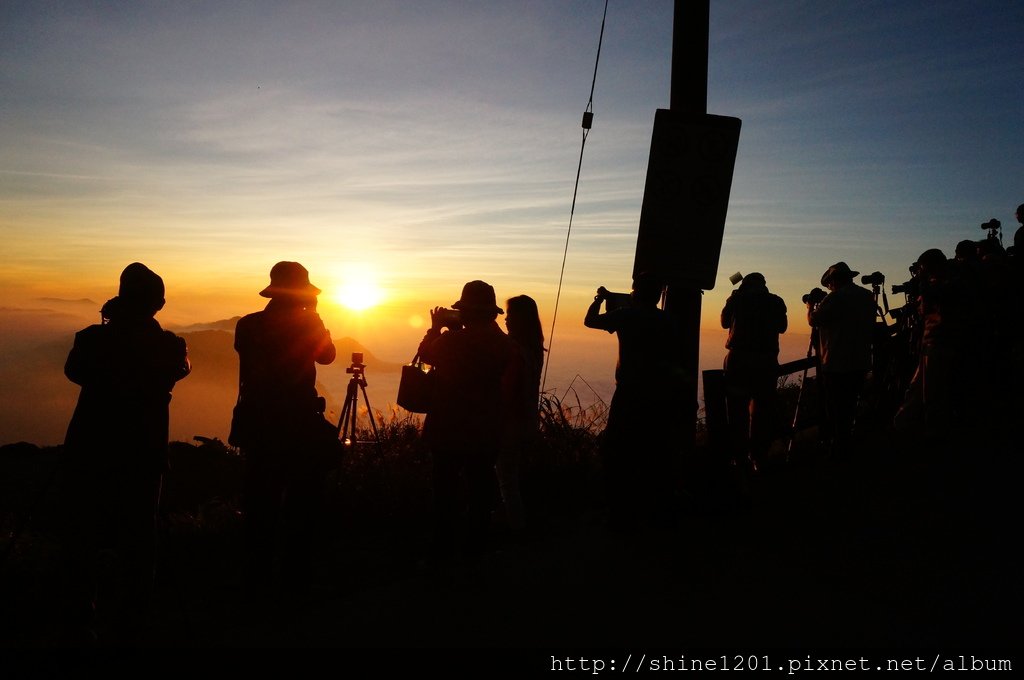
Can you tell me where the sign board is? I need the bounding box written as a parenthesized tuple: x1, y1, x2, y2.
(632, 109, 741, 290)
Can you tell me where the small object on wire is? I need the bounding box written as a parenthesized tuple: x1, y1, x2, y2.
(541, 0, 609, 397)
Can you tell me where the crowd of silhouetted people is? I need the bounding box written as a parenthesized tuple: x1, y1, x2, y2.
(56, 262, 550, 644)
(52, 204, 1023, 645)
(719, 205, 1024, 472)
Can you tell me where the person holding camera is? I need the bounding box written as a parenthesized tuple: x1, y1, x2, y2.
(894, 249, 971, 436)
(232, 261, 336, 600)
(806, 262, 876, 454)
(418, 280, 519, 560)
(59, 263, 190, 643)
(585, 272, 685, 531)
(720, 273, 788, 471)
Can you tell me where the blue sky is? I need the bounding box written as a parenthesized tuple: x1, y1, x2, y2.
(2, 0, 1022, 385)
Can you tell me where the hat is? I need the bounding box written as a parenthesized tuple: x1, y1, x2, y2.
(259, 261, 322, 298)
(118, 262, 165, 311)
(820, 262, 859, 286)
(452, 280, 503, 314)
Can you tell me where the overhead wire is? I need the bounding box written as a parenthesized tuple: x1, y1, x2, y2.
(541, 0, 609, 396)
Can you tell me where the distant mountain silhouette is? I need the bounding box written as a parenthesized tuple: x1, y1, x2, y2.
(35, 297, 99, 307)
(331, 337, 401, 373)
(0, 308, 401, 446)
(168, 317, 242, 333)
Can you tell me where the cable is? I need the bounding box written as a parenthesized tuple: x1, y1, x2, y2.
(541, 0, 609, 396)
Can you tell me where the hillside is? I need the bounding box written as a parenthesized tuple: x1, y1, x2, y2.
(0, 304, 401, 446)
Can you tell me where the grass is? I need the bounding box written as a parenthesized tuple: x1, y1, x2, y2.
(1, 392, 1018, 649)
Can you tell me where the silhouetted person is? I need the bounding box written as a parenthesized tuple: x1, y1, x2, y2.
(807, 262, 875, 454)
(585, 272, 685, 531)
(418, 280, 519, 560)
(720, 273, 788, 471)
(894, 249, 968, 436)
(1013, 203, 1024, 254)
(59, 263, 190, 644)
(231, 261, 336, 600)
(1010, 204, 1024, 412)
(974, 236, 1015, 431)
(499, 294, 545, 534)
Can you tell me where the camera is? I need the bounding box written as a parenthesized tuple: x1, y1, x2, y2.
(861, 271, 885, 286)
(346, 351, 366, 375)
(981, 218, 1002, 242)
(888, 305, 912, 320)
(891, 263, 920, 297)
(598, 286, 632, 312)
(802, 287, 827, 305)
(892, 279, 919, 297)
(435, 308, 462, 328)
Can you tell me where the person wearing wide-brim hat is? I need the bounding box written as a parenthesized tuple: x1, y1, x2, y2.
(232, 261, 336, 595)
(417, 279, 519, 559)
(450, 279, 505, 315)
(820, 261, 860, 288)
(258, 261, 322, 299)
(807, 261, 876, 454)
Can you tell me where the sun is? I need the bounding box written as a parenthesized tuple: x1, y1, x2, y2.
(331, 266, 385, 311)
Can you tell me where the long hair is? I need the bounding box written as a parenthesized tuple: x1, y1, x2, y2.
(506, 295, 544, 355)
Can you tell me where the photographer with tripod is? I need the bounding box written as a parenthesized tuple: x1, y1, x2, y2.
(231, 261, 336, 601)
(894, 249, 969, 437)
(806, 262, 876, 455)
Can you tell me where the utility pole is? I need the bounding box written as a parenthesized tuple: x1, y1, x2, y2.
(632, 0, 738, 460)
(665, 0, 710, 455)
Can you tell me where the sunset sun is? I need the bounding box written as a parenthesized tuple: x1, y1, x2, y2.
(332, 274, 384, 311)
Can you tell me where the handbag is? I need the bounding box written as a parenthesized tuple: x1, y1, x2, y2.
(396, 353, 432, 414)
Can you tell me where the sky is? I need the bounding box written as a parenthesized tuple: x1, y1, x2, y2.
(2, 0, 1023, 442)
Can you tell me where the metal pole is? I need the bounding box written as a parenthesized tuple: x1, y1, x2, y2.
(671, 0, 708, 114)
(666, 0, 709, 453)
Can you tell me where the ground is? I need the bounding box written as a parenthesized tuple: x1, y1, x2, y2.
(0, 428, 1018, 660)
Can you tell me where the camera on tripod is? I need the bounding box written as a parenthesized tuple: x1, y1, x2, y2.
(861, 271, 885, 287)
(891, 281, 918, 296)
(802, 287, 827, 305)
(891, 263, 920, 297)
(336, 351, 382, 455)
(346, 351, 366, 376)
(981, 218, 1001, 241)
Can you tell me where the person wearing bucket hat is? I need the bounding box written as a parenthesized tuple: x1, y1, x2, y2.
(60, 263, 190, 643)
(451, 279, 505, 315)
(584, 272, 686, 532)
(232, 261, 336, 595)
(258, 260, 322, 299)
(417, 279, 519, 559)
(807, 261, 876, 453)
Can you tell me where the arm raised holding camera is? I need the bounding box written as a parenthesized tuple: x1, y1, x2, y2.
(584, 287, 609, 330)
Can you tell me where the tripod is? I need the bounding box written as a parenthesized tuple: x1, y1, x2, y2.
(786, 325, 819, 457)
(869, 282, 891, 327)
(335, 354, 382, 458)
